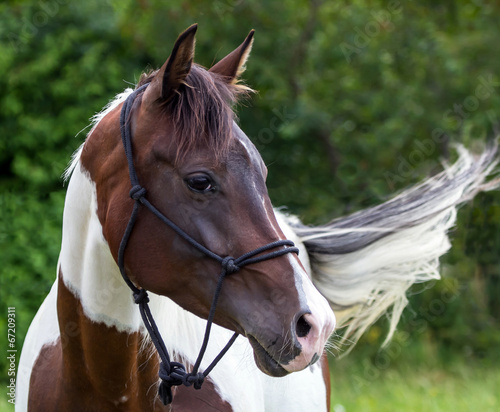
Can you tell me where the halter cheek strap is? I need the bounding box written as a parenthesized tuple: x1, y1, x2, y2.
(117, 83, 299, 405)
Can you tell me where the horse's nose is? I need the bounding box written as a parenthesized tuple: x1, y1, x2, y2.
(295, 312, 313, 338)
(284, 310, 335, 372)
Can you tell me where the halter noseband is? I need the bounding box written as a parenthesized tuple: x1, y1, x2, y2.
(117, 83, 299, 405)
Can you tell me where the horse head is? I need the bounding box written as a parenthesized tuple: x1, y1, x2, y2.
(82, 24, 335, 377)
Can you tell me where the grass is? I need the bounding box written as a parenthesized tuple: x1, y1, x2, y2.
(329, 354, 499, 412)
(0, 398, 13, 412)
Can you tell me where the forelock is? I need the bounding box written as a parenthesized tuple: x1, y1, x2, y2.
(137, 64, 252, 163)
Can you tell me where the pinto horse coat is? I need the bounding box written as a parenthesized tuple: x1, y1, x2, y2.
(18, 25, 335, 411)
(17, 25, 500, 411)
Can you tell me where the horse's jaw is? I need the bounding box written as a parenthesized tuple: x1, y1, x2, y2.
(247, 335, 289, 377)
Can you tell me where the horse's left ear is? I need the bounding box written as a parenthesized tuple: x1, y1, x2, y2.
(209, 30, 255, 83)
(144, 24, 198, 104)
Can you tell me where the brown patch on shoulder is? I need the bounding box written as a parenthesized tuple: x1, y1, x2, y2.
(28, 339, 63, 411)
(27, 270, 168, 411)
(171, 373, 233, 412)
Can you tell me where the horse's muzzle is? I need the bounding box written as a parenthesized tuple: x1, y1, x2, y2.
(247, 308, 335, 376)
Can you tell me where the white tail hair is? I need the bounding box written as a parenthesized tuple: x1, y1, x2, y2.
(285, 141, 500, 350)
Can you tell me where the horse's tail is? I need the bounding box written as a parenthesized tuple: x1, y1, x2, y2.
(285, 141, 499, 350)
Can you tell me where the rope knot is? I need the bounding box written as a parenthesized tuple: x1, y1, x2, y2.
(186, 372, 205, 390)
(221, 256, 239, 275)
(133, 289, 149, 304)
(158, 361, 186, 384)
(129, 185, 146, 200)
(158, 361, 200, 405)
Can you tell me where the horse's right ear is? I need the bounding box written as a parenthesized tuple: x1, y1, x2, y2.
(143, 24, 197, 105)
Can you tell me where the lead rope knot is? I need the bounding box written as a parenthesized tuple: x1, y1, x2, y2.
(221, 256, 239, 275)
(186, 372, 205, 389)
(133, 288, 149, 304)
(157, 361, 205, 405)
(129, 185, 146, 200)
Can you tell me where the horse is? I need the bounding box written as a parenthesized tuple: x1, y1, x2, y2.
(16, 24, 335, 411)
(17, 25, 499, 411)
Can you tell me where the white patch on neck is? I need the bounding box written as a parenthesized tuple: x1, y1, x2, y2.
(59, 86, 138, 331)
(59, 163, 143, 332)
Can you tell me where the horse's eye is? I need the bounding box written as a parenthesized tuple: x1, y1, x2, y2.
(185, 175, 214, 194)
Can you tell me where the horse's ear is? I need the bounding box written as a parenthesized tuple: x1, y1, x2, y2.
(144, 24, 197, 104)
(209, 30, 255, 83)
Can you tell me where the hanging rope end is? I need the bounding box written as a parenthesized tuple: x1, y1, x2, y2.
(158, 382, 174, 405)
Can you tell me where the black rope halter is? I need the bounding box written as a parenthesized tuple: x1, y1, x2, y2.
(117, 83, 299, 405)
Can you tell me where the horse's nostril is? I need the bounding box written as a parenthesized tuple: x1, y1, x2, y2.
(296, 314, 312, 338)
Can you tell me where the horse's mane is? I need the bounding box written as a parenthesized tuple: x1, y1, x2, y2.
(137, 64, 251, 163)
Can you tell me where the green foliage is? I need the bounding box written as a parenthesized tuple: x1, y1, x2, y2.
(0, 0, 499, 392)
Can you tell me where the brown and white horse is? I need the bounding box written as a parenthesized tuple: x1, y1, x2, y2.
(17, 25, 500, 412)
(17, 25, 335, 411)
